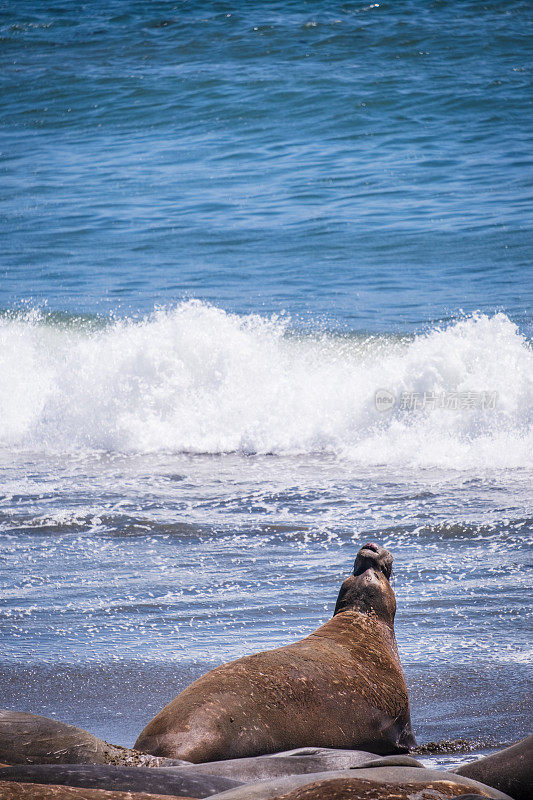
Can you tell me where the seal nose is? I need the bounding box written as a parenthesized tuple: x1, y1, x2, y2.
(363, 542, 379, 552)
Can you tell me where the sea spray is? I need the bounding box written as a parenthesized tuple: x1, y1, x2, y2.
(0, 303, 531, 468)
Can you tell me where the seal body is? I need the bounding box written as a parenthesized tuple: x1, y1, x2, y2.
(194, 767, 513, 800)
(0, 784, 194, 800)
(0, 764, 241, 798)
(0, 709, 186, 767)
(454, 735, 533, 800)
(135, 543, 415, 762)
(149, 748, 403, 782)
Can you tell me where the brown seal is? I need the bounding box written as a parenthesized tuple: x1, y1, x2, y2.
(134, 543, 416, 762)
(0, 709, 187, 767)
(454, 735, 533, 800)
(0, 781, 195, 800)
(253, 776, 493, 800)
(195, 766, 513, 800)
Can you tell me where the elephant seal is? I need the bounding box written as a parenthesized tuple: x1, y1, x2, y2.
(250, 780, 496, 800)
(454, 735, 533, 800)
(166, 748, 423, 783)
(0, 764, 242, 798)
(135, 543, 415, 762)
(161, 747, 381, 782)
(237, 779, 493, 800)
(202, 766, 513, 800)
(0, 709, 188, 767)
(0, 780, 194, 800)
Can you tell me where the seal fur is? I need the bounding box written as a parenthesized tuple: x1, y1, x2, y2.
(134, 543, 415, 762)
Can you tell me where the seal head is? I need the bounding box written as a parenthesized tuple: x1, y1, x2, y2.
(333, 542, 395, 620)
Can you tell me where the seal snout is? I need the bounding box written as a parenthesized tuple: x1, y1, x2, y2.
(354, 541, 393, 580)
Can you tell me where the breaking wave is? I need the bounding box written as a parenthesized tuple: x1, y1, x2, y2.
(1, 302, 531, 468)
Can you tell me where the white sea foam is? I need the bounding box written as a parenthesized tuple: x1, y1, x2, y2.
(0, 302, 531, 468)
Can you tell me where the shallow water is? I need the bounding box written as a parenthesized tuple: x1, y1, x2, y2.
(1, 309, 531, 755)
(1, 0, 532, 764)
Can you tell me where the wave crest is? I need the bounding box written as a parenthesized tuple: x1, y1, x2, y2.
(0, 303, 531, 468)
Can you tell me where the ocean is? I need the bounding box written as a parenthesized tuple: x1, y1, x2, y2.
(1, 0, 532, 768)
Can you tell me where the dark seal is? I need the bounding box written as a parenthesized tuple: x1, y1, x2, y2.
(454, 735, 533, 800)
(135, 543, 416, 762)
(145, 747, 418, 783)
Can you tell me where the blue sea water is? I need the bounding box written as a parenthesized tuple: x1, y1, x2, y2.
(0, 0, 532, 763)
(2, 0, 532, 328)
